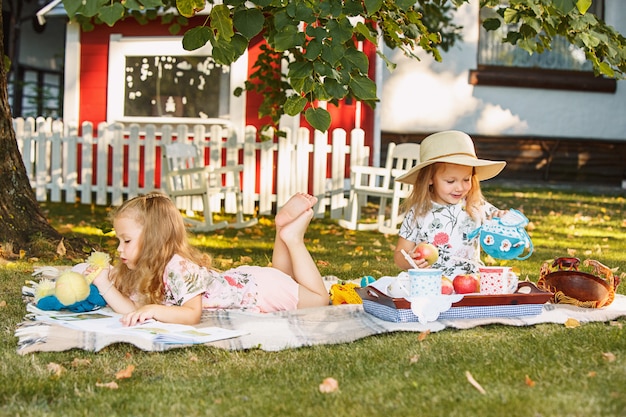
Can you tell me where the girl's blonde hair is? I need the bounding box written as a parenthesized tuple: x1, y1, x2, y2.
(401, 163, 485, 222)
(109, 192, 211, 305)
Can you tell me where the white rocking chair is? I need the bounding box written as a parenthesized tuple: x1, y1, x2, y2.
(161, 142, 257, 231)
(339, 142, 420, 234)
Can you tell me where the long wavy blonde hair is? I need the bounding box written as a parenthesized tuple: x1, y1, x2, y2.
(400, 163, 485, 222)
(109, 192, 212, 305)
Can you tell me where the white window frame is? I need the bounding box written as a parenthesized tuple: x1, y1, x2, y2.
(106, 34, 247, 133)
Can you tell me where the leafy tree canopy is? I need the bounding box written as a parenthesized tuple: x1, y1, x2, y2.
(62, 0, 626, 132)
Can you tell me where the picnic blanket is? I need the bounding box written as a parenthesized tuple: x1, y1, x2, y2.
(15, 294, 626, 355)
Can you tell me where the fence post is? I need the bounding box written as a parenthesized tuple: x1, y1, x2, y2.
(35, 118, 50, 201)
(126, 124, 141, 199)
(65, 122, 78, 203)
(257, 128, 276, 215)
(110, 123, 125, 206)
(49, 120, 63, 202)
(144, 124, 158, 193)
(329, 129, 347, 219)
(311, 129, 329, 217)
(242, 126, 257, 214)
(81, 122, 94, 204)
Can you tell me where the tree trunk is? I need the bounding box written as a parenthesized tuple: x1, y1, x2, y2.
(0, 12, 90, 260)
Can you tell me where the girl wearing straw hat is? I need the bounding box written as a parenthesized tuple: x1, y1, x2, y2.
(393, 130, 509, 278)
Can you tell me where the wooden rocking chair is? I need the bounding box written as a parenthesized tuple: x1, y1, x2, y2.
(338, 142, 420, 234)
(161, 142, 257, 231)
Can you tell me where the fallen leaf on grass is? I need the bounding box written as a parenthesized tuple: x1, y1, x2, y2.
(602, 352, 616, 362)
(71, 358, 92, 367)
(239, 255, 253, 264)
(564, 318, 580, 328)
(417, 330, 430, 342)
(524, 375, 536, 387)
(409, 355, 420, 364)
(96, 381, 119, 389)
(115, 364, 135, 379)
(587, 371, 597, 378)
(47, 362, 65, 377)
(465, 371, 486, 394)
(56, 239, 66, 257)
(0, 300, 6, 308)
(319, 377, 339, 393)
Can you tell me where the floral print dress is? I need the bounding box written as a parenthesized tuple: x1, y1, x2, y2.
(162, 254, 259, 311)
(399, 200, 498, 278)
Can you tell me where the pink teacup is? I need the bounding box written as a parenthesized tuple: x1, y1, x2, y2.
(478, 267, 518, 295)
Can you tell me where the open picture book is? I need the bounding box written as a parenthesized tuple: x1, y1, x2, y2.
(25, 304, 248, 345)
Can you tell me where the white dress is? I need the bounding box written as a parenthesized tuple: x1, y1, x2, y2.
(398, 200, 498, 278)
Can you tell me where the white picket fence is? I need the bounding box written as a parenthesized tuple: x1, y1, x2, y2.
(14, 117, 371, 220)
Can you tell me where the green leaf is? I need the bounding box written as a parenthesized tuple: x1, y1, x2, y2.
(210, 5, 235, 40)
(99, 3, 125, 27)
(122, 0, 145, 11)
(598, 61, 615, 78)
(363, 0, 383, 15)
(326, 18, 354, 43)
(553, 0, 576, 15)
(503, 8, 518, 24)
(576, 0, 592, 14)
(303, 39, 323, 60)
(62, 0, 83, 18)
(353, 22, 377, 44)
(177, 0, 206, 17)
(68, 0, 106, 18)
(274, 26, 305, 51)
(323, 78, 348, 99)
(395, 0, 415, 11)
(233, 8, 264, 39)
(284, 95, 308, 116)
(349, 74, 377, 101)
(321, 43, 345, 66)
(140, 0, 166, 8)
(293, 3, 316, 23)
(212, 34, 248, 65)
(288, 61, 313, 79)
(182, 26, 214, 51)
(305, 107, 331, 132)
(342, 48, 369, 74)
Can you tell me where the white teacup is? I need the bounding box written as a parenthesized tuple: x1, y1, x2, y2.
(386, 273, 411, 298)
(478, 267, 518, 295)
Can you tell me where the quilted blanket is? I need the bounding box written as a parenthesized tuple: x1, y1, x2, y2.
(15, 295, 626, 355)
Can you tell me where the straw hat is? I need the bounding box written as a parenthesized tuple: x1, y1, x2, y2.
(396, 130, 506, 184)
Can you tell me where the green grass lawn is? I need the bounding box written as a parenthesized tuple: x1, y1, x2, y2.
(1, 183, 625, 416)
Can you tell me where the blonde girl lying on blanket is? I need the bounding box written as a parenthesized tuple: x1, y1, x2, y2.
(91, 192, 329, 326)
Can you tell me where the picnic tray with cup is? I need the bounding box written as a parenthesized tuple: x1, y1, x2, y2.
(356, 281, 553, 323)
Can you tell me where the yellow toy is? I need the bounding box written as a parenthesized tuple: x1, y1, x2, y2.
(34, 252, 111, 312)
(329, 282, 362, 305)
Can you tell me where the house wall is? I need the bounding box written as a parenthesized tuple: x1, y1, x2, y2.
(380, 1, 626, 142)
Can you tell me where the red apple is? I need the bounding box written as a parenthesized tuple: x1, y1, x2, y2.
(441, 277, 454, 295)
(414, 242, 439, 266)
(453, 274, 480, 294)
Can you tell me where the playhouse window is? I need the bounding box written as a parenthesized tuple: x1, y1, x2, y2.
(470, 1, 615, 93)
(107, 35, 246, 124)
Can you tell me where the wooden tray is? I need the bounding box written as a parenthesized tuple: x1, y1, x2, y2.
(356, 281, 553, 310)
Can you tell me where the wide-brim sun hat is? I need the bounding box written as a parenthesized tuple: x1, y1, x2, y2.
(396, 130, 506, 184)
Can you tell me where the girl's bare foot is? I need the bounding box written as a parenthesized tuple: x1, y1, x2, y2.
(279, 208, 314, 245)
(275, 193, 318, 227)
